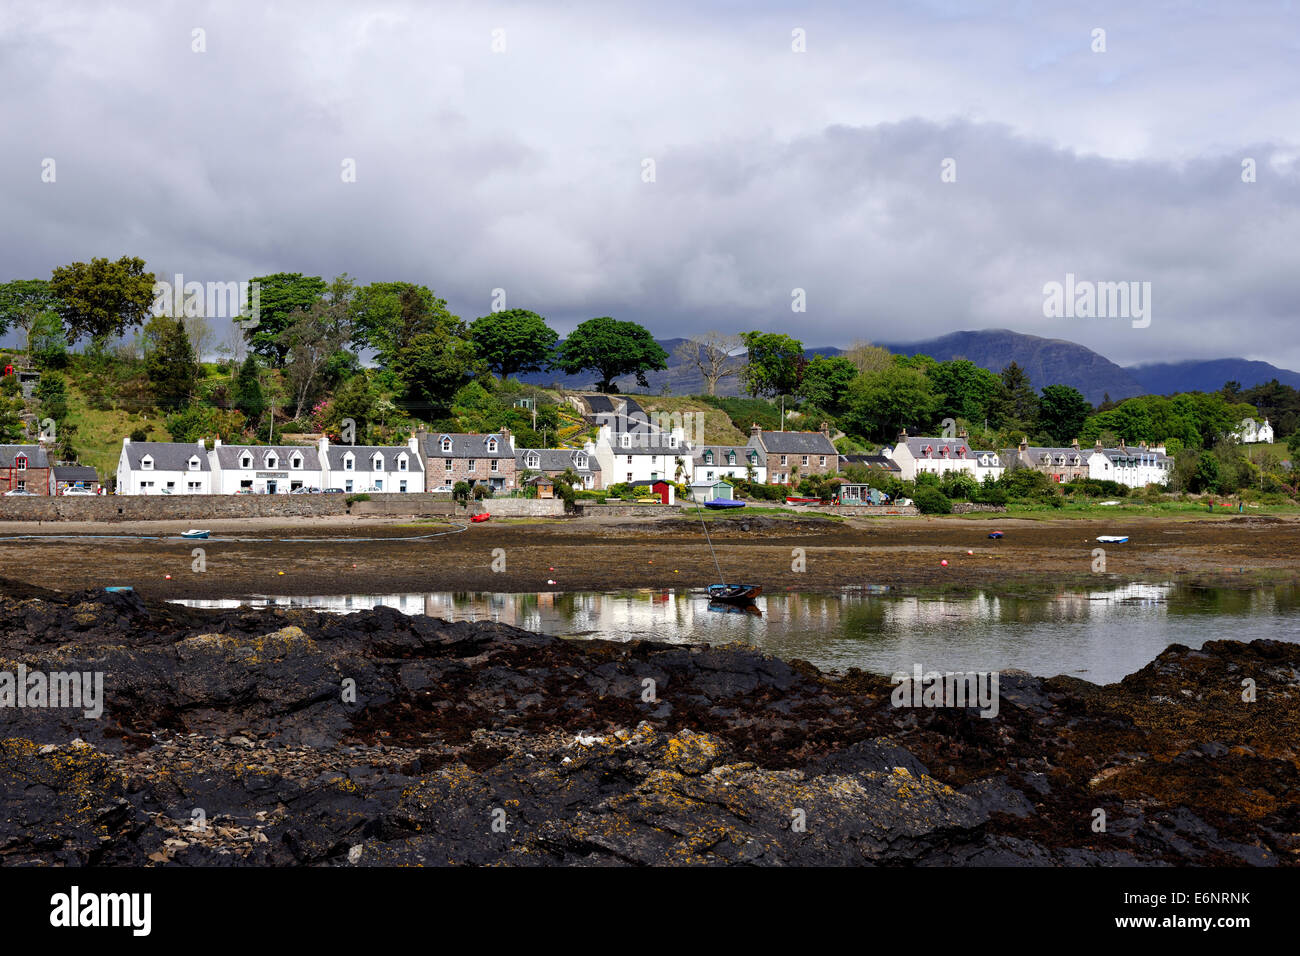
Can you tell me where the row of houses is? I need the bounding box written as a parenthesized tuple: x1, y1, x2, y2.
(0, 445, 101, 496)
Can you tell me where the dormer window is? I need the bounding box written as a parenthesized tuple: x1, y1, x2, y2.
(15, 454, 27, 471)
(188, 457, 201, 471)
(265, 453, 277, 469)
(290, 453, 303, 470)
(526, 452, 540, 469)
(703, 451, 713, 464)
(727, 451, 736, 465)
(343, 454, 354, 471)
(372, 454, 384, 471)
(486, 438, 498, 453)
(397, 454, 408, 471)
(669, 436, 678, 448)
(574, 453, 587, 469)
(141, 455, 153, 471)
(440, 436, 453, 452)
(621, 434, 631, 448)
(240, 453, 252, 469)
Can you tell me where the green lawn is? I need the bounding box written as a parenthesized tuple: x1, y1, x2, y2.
(64, 388, 169, 479)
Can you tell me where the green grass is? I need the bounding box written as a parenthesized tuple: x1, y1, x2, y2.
(952, 499, 1300, 520)
(64, 387, 169, 479)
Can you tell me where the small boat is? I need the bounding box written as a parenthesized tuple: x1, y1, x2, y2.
(785, 496, 820, 504)
(180, 529, 210, 539)
(470, 513, 491, 522)
(703, 499, 746, 510)
(987, 531, 1004, 539)
(104, 586, 134, 593)
(1096, 535, 1129, 543)
(708, 583, 763, 604)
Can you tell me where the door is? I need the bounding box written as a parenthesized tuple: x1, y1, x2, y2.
(266, 480, 277, 494)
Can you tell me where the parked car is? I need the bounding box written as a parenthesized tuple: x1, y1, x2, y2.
(62, 487, 95, 496)
(3, 489, 36, 496)
(322, 488, 345, 494)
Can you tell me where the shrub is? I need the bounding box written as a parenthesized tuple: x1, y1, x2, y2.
(345, 493, 371, 505)
(913, 486, 952, 515)
(939, 472, 979, 501)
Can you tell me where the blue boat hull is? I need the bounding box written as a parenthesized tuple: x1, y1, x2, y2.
(703, 499, 746, 509)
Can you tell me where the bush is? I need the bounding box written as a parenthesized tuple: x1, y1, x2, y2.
(913, 486, 952, 515)
(472, 484, 493, 500)
(939, 472, 979, 501)
(974, 484, 1007, 506)
(345, 493, 371, 505)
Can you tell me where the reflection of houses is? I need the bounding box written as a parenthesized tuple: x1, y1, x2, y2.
(1087, 440, 1172, 488)
(748, 423, 838, 484)
(0, 444, 52, 495)
(883, 430, 1004, 482)
(692, 444, 764, 484)
(515, 445, 602, 490)
(115, 439, 212, 495)
(1232, 417, 1274, 444)
(210, 440, 324, 494)
(418, 429, 517, 493)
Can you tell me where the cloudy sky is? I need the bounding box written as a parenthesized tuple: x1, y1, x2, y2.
(3, 0, 1297, 369)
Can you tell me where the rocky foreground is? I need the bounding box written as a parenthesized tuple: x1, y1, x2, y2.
(0, 580, 1297, 866)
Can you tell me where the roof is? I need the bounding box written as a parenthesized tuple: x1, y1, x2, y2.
(52, 465, 98, 480)
(694, 445, 764, 465)
(1093, 446, 1171, 463)
(582, 395, 645, 419)
(122, 441, 210, 471)
(750, 430, 837, 455)
(894, 437, 1005, 464)
(213, 444, 321, 470)
(422, 433, 513, 458)
(323, 445, 423, 471)
(516, 448, 599, 472)
(689, 478, 733, 487)
(0, 444, 50, 468)
(841, 454, 901, 472)
(628, 479, 670, 488)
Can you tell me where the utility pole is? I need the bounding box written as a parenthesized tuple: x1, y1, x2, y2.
(268, 397, 275, 444)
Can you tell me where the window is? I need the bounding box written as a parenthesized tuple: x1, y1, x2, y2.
(526, 452, 539, 469)
(240, 454, 251, 469)
(669, 436, 678, 448)
(345, 480, 353, 492)
(780, 455, 787, 465)
(399, 480, 407, 493)
(627, 455, 633, 464)
(188, 481, 202, 492)
(445, 459, 453, 472)
(620, 435, 631, 448)
(490, 460, 499, 472)
(266, 454, 277, 469)
(15, 455, 27, 471)
(727, 452, 736, 465)
(372, 455, 383, 472)
(141, 456, 153, 470)
(704, 451, 713, 464)
(291, 454, 302, 469)
(441, 437, 453, 452)
(574, 454, 587, 469)
(343, 455, 354, 471)
(15, 480, 24, 491)
(627, 472, 633, 482)
(486, 439, 497, 452)
(818, 456, 826, 466)
(467, 459, 476, 471)
(374, 479, 383, 491)
(397, 456, 408, 471)
(166, 481, 175, 490)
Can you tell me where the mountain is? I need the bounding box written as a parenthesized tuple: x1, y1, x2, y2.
(1126, 359, 1300, 396)
(517, 328, 1300, 406)
(879, 329, 1146, 406)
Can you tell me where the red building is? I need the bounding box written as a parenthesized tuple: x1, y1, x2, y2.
(0, 445, 53, 495)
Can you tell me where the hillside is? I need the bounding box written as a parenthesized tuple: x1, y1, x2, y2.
(1128, 359, 1300, 395)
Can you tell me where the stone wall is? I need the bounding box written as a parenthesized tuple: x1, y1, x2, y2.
(0, 493, 460, 522)
(951, 502, 1008, 514)
(482, 498, 565, 517)
(574, 503, 682, 517)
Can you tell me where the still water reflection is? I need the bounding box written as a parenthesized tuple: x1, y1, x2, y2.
(173, 582, 1300, 684)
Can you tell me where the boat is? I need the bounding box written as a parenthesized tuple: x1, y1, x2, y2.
(987, 531, 1004, 539)
(104, 586, 134, 593)
(785, 496, 819, 504)
(1096, 535, 1129, 543)
(703, 498, 746, 509)
(470, 513, 491, 522)
(708, 583, 763, 604)
(180, 529, 210, 539)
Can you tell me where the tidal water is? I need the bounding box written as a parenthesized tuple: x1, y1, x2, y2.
(171, 582, 1300, 684)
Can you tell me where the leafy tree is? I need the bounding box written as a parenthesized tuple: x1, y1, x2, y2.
(842, 364, 939, 442)
(29, 309, 69, 369)
(468, 309, 558, 379)
(673, 331, 743, 396)
(240, 272, 327, 362)
(929, 359, 1000, 425)
(740, 331, 805, 399)
(990, 362, 1038, 430)
(1038, 384, 1091, 444)
(914, 486, 952, 515)
(165, 406, 247, 444)
(278, 280, 354, 418)
(841, 340, 894, 376)
(49, 256, 155, 344)
(552, 317, 668, 392)
(797, 355, 857, 416)
(392, 326, 483, 421)
(351, 281, 456, 367)
(232, 355, 266, 421)
(452, 480, 471, 508)
(34, 371, 69, 423)
(1190, 452, 1222, 494)
(0, 279, 63, 351)
(144, 315, 199, 411)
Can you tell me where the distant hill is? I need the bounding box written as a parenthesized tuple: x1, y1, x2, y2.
(879, 329, 1146, 406)
(1126, 359, 1300, 396)
(516, 328, 1300, 406)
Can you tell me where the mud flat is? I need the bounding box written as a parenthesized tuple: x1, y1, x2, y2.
(0, 580, 1296, 865)
(0, 512, 1297, 599)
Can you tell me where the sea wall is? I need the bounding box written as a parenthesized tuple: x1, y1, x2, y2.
(0, 493, 461, 522)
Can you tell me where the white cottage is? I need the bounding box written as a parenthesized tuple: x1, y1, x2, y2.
(115, 439, 213, 495)
(1232, 417, 1274, 444)
(1087, 440, 1173, 488)
(592, 418, 690, 486)
(210, 441, 325, 494)
(320, 437, 424, 493)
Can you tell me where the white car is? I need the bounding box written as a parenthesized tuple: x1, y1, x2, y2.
(62, 487, 95, 496)
(3, 489, 37, 496)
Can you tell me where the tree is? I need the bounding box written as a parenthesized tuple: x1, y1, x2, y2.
(469, 309, 558, 378)
(929, 359, 1000, 425)
(1190, 452, 1221, 494)
(0, 279, 63, 352)
(49, 256, 155, 344)
(239, 272, 327, 362)
(144, 315, 199, 411)
(797, 355, 857, 415)
(452, 480, 471, 508)
(351, 281, 457, 368)
(990, 362, 1039, 430)
(740, 331, 805, 399)
(34, 370, 68, 423)
(842, 364, 939, 442)
(232, 355, 266, 421)
(673, 331, 743, 396)
(29, 309, 69, 369)
(552, 317, 668, 392)
(1038, 384, 1092, 444)
(392, 326, 483, 421)
(842, 340, 894, 377)
(279, 283, 354, 418)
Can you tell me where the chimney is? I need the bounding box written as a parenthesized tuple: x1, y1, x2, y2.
(1071, 437, 1079, 449)
(123, 437, 131, 446)
(957, 427, 968, 439)
(416, 427, 428, 453)
(898, 427, 908, 441)
(1119, 438, 1127, 453)
(819, 421, 830, 436)
(408, 434, 420, 454)
(751, 423, 762, 437)
(213, 438, 222, 448)
(1019, 436, 1029, 453)
(500, 425, 514, 451)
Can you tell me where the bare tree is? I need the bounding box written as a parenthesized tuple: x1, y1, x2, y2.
(843, 340, 893, 376)
(674, 331, 743, 396)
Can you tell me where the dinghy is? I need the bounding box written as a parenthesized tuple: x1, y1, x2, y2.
(1096, 535, 1129, 543)
(703, 499, 746, 509)
(180, 529, 210, 539)
(694, 497, 760, 605)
